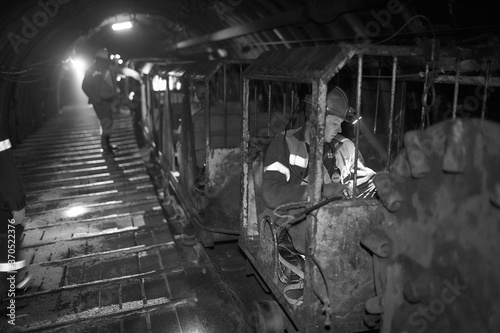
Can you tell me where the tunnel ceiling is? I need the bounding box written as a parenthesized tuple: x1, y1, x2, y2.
(2, 0, 499, 64)
(0, 0, 499, 143)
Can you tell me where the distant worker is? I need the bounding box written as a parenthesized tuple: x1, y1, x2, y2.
(82, 47, 120, 154)
(0, 124, 31, 299)
(262, 86, 376, 253)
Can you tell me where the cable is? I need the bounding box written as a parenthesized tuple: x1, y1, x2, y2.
(277, 196, 342, 233)
(367, 14, 439, 130)
(311, 253, 333, 327)
(0, 57, 59, 75)
(274, 200, 309, 224)
(375, 14, 437, 46)
(2, 73, 52, 84)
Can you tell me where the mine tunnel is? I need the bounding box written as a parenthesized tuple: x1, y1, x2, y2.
(1, 1, 499, 332)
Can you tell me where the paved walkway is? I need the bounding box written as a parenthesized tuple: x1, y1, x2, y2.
(1, 106, 245, 333)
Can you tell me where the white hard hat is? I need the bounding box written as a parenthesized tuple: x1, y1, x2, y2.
(304, 86, 359, 123)
(326, 86, 350, 118)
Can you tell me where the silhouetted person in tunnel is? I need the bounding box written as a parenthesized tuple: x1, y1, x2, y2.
(0, 124, 31, 301)
(82, 47, 120, 155)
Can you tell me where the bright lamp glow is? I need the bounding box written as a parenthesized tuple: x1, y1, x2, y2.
(152, 75, 167, 92)
(112, 21, 133, 31)
(168, 76, 182, 91)
(65, 205, 89, 218)
(70, 57, 87, 71)
(352, 116, 362, 125)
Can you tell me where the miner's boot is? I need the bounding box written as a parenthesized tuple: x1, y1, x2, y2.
(101, 135, 118, 154)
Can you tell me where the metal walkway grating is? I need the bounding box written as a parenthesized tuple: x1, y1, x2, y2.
(1, 106, 243, 332)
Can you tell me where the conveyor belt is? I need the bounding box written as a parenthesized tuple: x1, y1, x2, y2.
(1, 106, 244, 332)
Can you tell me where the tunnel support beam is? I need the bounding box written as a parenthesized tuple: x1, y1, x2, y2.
(166, 7, 307, 52)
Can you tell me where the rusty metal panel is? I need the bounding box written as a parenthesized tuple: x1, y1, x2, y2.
(344, 43, 500, 63)
(311, 199, 379, 331)
(183, 60, 222, 81)
(243, 45, 346, 82)
(158, 61, 195, 78)
(342, 44, 500, 86)
(205, 148, 241, 234)
(183, 59, 252, 81)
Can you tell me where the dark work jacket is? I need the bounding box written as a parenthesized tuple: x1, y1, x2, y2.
(0, 125, 26, 212)
(262, 126, 370, 209)
(262, 127, 310, 209)
(82, 59, 119, 104)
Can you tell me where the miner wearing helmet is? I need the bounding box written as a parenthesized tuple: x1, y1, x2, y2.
(262, 86, 375, 254)
(82, 47, 120, 154)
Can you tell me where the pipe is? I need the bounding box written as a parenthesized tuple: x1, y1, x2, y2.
(452, 59, 461, 120)
(254, 86, 258, 135)
(481, 61, 491, 120)
(420, 62, 430, 130)
(224, 64, 227, 147)
(373, 65, 382, 134)
(267, 83, 272, 137)
(353, 55, 363, 199)
(166, 7, 307, 51)
(387, 57, 398, 168)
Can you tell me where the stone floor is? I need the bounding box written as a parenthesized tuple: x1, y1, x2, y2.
(0, 105, 270, 333)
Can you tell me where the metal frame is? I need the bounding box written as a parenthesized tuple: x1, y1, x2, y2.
(240, 42, 500, 332)
(147, 59, 253, 247)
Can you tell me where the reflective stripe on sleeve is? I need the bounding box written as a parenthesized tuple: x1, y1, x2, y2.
(289, 154, 308, 168)
(0, 139, 12, 152)
(264, 161, 290, 182)
(0, 260, 26, 272)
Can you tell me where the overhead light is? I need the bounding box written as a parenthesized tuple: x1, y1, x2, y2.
(141, 63, 154, 75)
(217, 48, 228, 58)
(112, 21, 133, 31)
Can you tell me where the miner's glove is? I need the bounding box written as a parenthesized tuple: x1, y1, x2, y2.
(11, 207, 26, 226)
